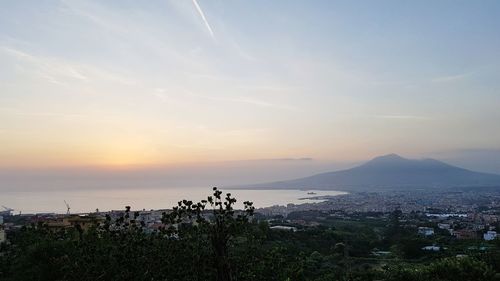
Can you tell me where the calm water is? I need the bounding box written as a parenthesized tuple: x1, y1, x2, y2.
(1, 187, 346, 214)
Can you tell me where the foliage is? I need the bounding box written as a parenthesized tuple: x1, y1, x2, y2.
(1, 189, 500, 281)
(386, 257, 496, 281)
(163, 187, 255, 281)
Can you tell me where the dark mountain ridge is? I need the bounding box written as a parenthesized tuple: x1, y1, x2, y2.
(238, 154, 500, 191)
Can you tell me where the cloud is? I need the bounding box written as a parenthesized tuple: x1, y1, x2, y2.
(0, 46, 87, 84)
(373, 115, 429, 120)
(0, 107, 87, 119)
(224, 97, 288, 109)
(59, 0, 127, 35)
(0, 46, 133, 86)
(431, 72, 473, 83)
(259, 158, 314, 162)
(60, 0, 221, 79)
(199, 94, 298, 111)
(192, 0, 215, 39)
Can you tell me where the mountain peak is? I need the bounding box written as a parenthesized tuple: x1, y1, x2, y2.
(366, 154, 452, 168)
(371, 153, 405, 161)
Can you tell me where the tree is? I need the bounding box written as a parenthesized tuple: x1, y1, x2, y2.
(163, 187, 255, 281)
(386, 209, 402, 241)
(425, 257, 495, 281)
(385, 257, 496, 281)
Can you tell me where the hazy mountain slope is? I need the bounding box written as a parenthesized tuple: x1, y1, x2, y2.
(239, 154, 500, 191)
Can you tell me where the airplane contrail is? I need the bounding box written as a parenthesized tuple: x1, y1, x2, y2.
(192, 0, 215, 39)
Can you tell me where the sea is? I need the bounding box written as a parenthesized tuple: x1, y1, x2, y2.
(0, 187, 346, 214)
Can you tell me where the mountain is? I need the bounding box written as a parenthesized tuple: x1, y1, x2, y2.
(238, 154, 500, 191)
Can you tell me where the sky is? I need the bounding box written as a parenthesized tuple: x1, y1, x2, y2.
(1, 0, 500, 186)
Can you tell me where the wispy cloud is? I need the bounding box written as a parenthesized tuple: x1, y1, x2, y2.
(223, 96, 290, 109)
(61, 0, 220, 78)
(0, 46, 133, 86)
(431, 72, 473, 83)
(373, 115, 430, 120)
(59, 0, 127, 35)
(196, 93, 298, 111)
(0, 46, 88, 84)
(192, 0, 215, 39)
(0, 107, 87, 119)
(259, 158, 313, 162)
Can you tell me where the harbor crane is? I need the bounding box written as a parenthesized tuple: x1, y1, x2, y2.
(1, 205, 14, 216)
(64, 200, 71, 215)
(2, 206, 13, 212)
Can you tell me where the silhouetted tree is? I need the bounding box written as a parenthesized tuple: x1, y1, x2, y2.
(163, 187, 255, 281)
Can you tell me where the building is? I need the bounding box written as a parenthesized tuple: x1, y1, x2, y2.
(454, 229, 478, 240)
(473, 224, 486, 231)
(0, 210, 12, 217)
(270, 225, 297, 232)
(0, 215, 5, 244)
(372, 250, 391, 256)
(484, 230, 497, 241)
(422, 245, 440, 251)
(0, 229, 5, 244)
(418, 227, 434, 236)
(438, 223, 450, 230)
(44, 215, 104, 232)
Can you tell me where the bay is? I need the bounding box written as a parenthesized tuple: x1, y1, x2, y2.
(1, 187, 346, 214)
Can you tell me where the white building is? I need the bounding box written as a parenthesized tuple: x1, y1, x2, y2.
(422, 245, 440, 251)
(484, 231, 497, 241)
(438, 223, 450, 230)
(418, 227, 435, 236)
(270, 225, 297, 232)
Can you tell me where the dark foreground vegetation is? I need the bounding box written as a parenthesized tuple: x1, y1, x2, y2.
(1, 188, 500, 281)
